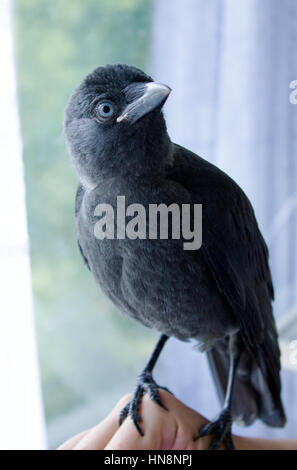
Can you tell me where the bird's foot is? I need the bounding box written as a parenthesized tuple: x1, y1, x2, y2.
(194, 408, 235, 450)
(118, 370, 172, 436)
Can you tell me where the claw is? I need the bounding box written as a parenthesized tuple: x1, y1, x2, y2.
(118, 403, 129, 426)
(118, 373, 172, 436)
(223, 432, 235, 450)
(194, 409, 235, 450)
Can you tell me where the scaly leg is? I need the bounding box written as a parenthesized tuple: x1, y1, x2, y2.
(195, 334, 242, 450)
(119, 334, 171, 436)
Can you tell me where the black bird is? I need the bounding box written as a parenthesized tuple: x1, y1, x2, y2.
(64, 64, 286, 449)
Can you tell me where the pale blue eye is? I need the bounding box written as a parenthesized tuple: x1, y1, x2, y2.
(97, 102, 114, 118)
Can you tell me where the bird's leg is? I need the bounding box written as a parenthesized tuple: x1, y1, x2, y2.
(195, 334, 242, 450)
(119, 334, 171, 436)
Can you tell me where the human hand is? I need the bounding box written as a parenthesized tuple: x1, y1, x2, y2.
(58, 390, 215, 450)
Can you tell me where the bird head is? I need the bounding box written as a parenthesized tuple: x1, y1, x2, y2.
(64, 64, 172, 187)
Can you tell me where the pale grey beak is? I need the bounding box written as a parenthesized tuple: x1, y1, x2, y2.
(117, 82, 171, 124)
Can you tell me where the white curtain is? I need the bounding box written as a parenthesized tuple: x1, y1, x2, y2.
(0, 0, 46, 450)
(152, 0, 297, 439)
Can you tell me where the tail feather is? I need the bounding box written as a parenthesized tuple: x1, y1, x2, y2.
(207, 335, 286, 427)
(252, 285, 286, 427)
(207, 340, 258, 425)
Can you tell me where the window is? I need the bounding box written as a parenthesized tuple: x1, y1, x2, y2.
(14, 0, 155, 448)
(10, 0, 297, 448)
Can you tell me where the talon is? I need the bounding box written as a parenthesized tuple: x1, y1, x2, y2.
(223, 432, 235, 450)
(147, 387, 168, 410)
(133, 419, 144, 437)
(194, 424, 212, 440)
(118, 403, 129, 426)
(194, 409, 235, 450)
(118, 372, 171, 436)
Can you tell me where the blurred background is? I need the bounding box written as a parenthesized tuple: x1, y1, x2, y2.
(1, 0, 297, 449)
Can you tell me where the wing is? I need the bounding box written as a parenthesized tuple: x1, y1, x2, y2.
(169, 144, 285, 425)
(168, 143, 274, 350)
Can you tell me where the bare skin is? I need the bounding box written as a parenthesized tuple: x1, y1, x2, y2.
(58, 391, 296, 450)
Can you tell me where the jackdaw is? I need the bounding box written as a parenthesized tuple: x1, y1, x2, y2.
(64, 64, 286, 449)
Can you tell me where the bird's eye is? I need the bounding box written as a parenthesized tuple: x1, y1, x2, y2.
(97, 102, 114, 119)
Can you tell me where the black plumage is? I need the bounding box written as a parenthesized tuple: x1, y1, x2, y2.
(64, 64, 286, 449)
